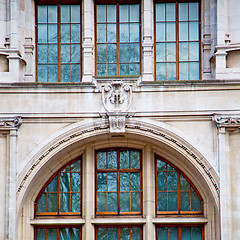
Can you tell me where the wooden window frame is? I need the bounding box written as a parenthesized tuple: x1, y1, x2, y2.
(95, 148, 143, 216)
(95, 225, 143, 240)
(35, 1, 82, 82)
(34, 157, 82, 217)
(94, 1, 142, 77)
(154, 0, 202, 81)
(155, 155, 203, 216)
(34, 225, 82, 240)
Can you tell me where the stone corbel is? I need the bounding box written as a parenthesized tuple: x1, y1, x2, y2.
(0, 117, 22, 130)
(213, 115, 240, 131)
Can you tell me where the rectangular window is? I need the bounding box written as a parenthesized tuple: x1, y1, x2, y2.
(96, 149, 142, 215)
(155, 1, 200, 81)
(36, 2, 81, 82)
(95, 2, 141, 76)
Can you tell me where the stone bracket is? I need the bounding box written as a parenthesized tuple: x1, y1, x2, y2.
(213, 114, 240, 130)
(0, 116, 22, 130)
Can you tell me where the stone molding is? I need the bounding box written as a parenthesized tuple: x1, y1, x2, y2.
(213, 114, 240, 128)
(0, 116, 22, 129)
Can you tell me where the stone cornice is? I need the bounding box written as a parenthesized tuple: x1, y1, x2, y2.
(0, 117, 22, 129)
(213, 115, 240, 128)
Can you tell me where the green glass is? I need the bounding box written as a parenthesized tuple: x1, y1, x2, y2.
(38, 24, 47, 43)
(61, 24, 70, 43)
(179, 3, 188, 21)
(120, 192, 130, 212)
(130, 23, 139, 42)
(97, 5, 106, 22)
(36, 228, 46, 239)
(120, 227, 130, 240)
(71, 65, 80, 82)
(61, 5, 70, 23)
(168, 171, 177, 191)
(189, 62, 199, 80)
(108, 172, 117, 191)
(71, 5, 81, 23)
(48, 5, 57, 23)
(182, 227, 191, 240)
(48, 65, 58, 83)
(166, 3, 176, 21)
(48, 24, 57, 43)
(120, 44, 129, 63)
(97, 24, 106, 43)
(108, 228, 117, 240)
(70, 228, 80, 240)
(120, 172, 130, 191)
(60, 173, 70, 192)
(71, 24, 81, 43)
(71, 44, 81, 63)
(71, 193, 80, 212)
(97, 44, 106, 63)
(156, 22, 165, 42)
(107, 150, 117, 169)
(119, 5, 129, 22)
(157, 160, 166, 171)
(169, 227, 178, 240)
(120, 151, 130, 169)
(166, 63, 176, 80)
(157, 172, 167, 191)
(180, 175, 190, 190)
(191, 191, 201, 211)
(192, 227, 202, 240)
(48, 193, 57, 212)
(97, 228, 107, 240)
(158, 227, 167, 240)
(97, 193, 106, 212)
(47, 228, 57, 240)
(71, 172, 81, 192)
(38, 45, 47, 63)
(107, 44, 117, 63)
(181, 192, 190, 211)
(107, 5, 116, 22)
(71, 159, 81, 172)
(60, 228, 69, 240)
(179, 62, 189, 80)
(156, 63, 166, 81)
(130, 4, 139, 22)
(38, 65, 47, 82)
(131, 173, 140, 191)
(157, 192, 167, 211)
(97, 173, 107, 191)
(131, 192, 140, 211)
(120, 23, 129, 42)
(131, 227, 141, 240)
(37, 192, 46, 212)
(168, 192, 178, 211)
(38, 6, 47, 23)
(61, 44, 70, 63)
(60, 193, 70, 212)
(130, 151, 140, 168)
(129, 43, 139, 62)
(156, 3, 165, 21)
(108, 192, 117, 212)
(97, 152, 107, 169)
(189, 2, 199, 21)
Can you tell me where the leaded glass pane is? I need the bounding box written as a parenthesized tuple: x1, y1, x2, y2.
(189, 2, 199, 21)
(120, 23, 129, 42)
(60, 228, 69, 240)
(71, 24, 81, 43)
(156, 63, 166, 81)
(38, 24, 47, 43)
(168, 227, 178, 240)
(179, 62, 189, 80)
(108, 151, 117, 169)
(156, 3, 165, 21)
(158, 192, 167, 211)
(192, 227, 202, 240)
(37, 228, 46, 239)
(130, 151, 140, 168)
(191, 191, 201, 211)
(70, 228, 80, 240)
(61, 24, 70, 43)
(108, 228, 118, 240)
(97, 192, 107, 212)
(48, 24, 57, 43)
(131, 192, 141, 211)
(97, 5, 106, 22)
(47, 228, 57, 240)
(60, 193, 70, 212)
(120, 151, 130, 169)
(129, 43, 139, 62)
(71, 193, 80, 212)
(97, 228, 107, 240)
(182, 227, 191, 240)
(48, 193, 57, 212)
(158, 227, 167, 240)
(166, 3, 176, 21)
(108, 172, 117, 191)
(168, 192, 178, 211)
(97, 173, 107, 191)
(181, 192, 190, 211)
(38, 45, 47, 63)
(48, 5, 57, 23)
(156, 22, 165, 42)
(71, 5, 81, 23)
(48, 44, 58, 63)
(119, 5, 129, 22)
(108, 192, 117, 212)
(120, 44, 129, 63)
(179, 3, 188, 21)
(120, 172, 130, 191)
(38, 6, 47, 23)
(190, 62, 199, 80)
(97, 152, 107, 169)
(121, 227, 130, 240)
(37, 192, 47, 212)
(61, 5, 70, 23)
(38, 65, 47, 82)
(107, 5, 116, 22)
(120, 192, 130, 212)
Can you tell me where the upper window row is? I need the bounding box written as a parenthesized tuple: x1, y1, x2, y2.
(36, 1, 200, 82)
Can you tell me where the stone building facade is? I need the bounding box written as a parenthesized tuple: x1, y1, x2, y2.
(0, 0, 239, 239)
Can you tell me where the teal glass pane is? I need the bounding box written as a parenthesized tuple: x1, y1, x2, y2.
(107, 5, 116, 22)
(189, 62, 199, 80)
(71, 172, 80, 192)
(180, 175, 190, 190)
(156, 22, 165, 42)
(169, 227, 178, 240)
(158, 227, 167, 240)
(130, 64, 139, 75)
(131, 173, 140, 191)
(107, 44, 117, 63)
(166, 63, 176, 80)
(71, 159, 81, 172)
(61, 24, 70, 43)
(108, 150, 117, 169)
(166, 23, 176, 41)
(36, 228, 46, 239)
(60, 173, 70, 192)
(48, 5, 57, 23)
(121, 227, 130, 240)
(182, 227, 191, 240)
(97, 5, 106, 22)
(168, 171, 177, 191)
(120, 23, 129, 42)
(120, 192, 130, 212)
(179, 22, 188, 41)
(192, 227, 202, 240)
(71, 24, 81, 43)
(120, 44, 129, 63)
(189, 22, 199, 41)
(61, 64, 70, 82)
(70, 228, 80, 240)
(97, 24, 106, 43)
(107, 24, 116, 42)
(157, 172, 167, 191)
(71, 5, 80, 23)
(130, 4, 139, 22)
(156, 63, 166, 81)
(131, 192, 140, 211)
(108, 172, 117, 191)
(168, 192, 178, 211)
(120, 172, 129, 191)
(97, 173, 107, 191)
(179, 62, 189, 80)
(189, 42, 199, 61)
(108, 192, 117, 212)
(108, 228, 117, 240)
(97, 44, 106, 63)
(166, 3, 176, 21)
(38, 65, 47, 82)
(189, 2, 199, 21)
(168, 165, 175, 171)
(71, 193, 80, 212)
(166, 43, 176, 61)
(157, 160, 166, 171)
(97, 192, 106, 212)
(48, 44, 58, 63)
(38, 45, 47, 63)
(120, 64, 129, 75)
(61, 44, 70, 63)
(130, 151, 140, 168)
(38, 24, 47, 43)
(97, 63, 106, 76)
(119, 5, 129, 22)
(48, 193, 57, 212)
(130, 23, 139, 42)
(37, 192, 46, 212)
(181, 192, 190, 211)
(131, 227, 141, 240)
(61, 5, 70, 23)
(71, 45, 81, 63)
(48, 64, 58, 82)
(179, 42, 188, 61)
(130, 43, 139, 62)
(60, 193, 70, 212)
(179, 3, 188, 21)
(157, 192, 167, 211)
(38, 6, 47, 23)
(62, 164, 70, 173)
(47, 228, 57, 240)
(48, 24, 57, 43)
(60, 228, 69, 240)
(107, 64, 117, 76)
(191, 191, 201, 211)
(97, 228, 107, 240)
(156, 43, 165, 62)
(156, 3, 165, 22)
(120, 151, 130, 169)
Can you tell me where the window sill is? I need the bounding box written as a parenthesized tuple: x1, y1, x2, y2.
(91, 217, 147, 225)
(30, 218, 85, 225)
(152, 217, 208, 224)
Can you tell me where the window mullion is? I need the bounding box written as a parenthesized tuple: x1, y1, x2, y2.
(176, 1, 179, 80)
(177, 170, 180, 214)
(117, 150, 120, 214)
(57, 4, 61, 82)
(57, 173, 61, 214)
(116, 3, 120, 75)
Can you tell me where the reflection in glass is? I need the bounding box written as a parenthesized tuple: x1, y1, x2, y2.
(61, 5, 70, 23)
(192, 227, 202, 240)
(156, 22, 165, 42)
(71, 5, 81, 23)
(120, 23, 129, 42)
(120, 192, 130, 212)
(48, 5, 57, 23)
(107, 5, 116, 22)
(189, 2, 199, 21)
(97, 5, 106, 22)
(166, 63, 176, 80)
(38, 45, 47, 63)
(120, 5, 129, 22)
(47, 228, 57, 240)
(131, 151, 140, 168)
(97, 192, 107, 212)
(179, 62, 189, 80)
(38, 6, 47, 23)
(179, 3, 188, 21)
(156, 3, 165, 21)
(166, 3, 176, 21)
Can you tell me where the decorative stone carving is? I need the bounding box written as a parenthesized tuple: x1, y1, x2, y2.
(213, 115, 240, 128)
(0, 117, 22, 129)
(109, 115, 126, 133)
